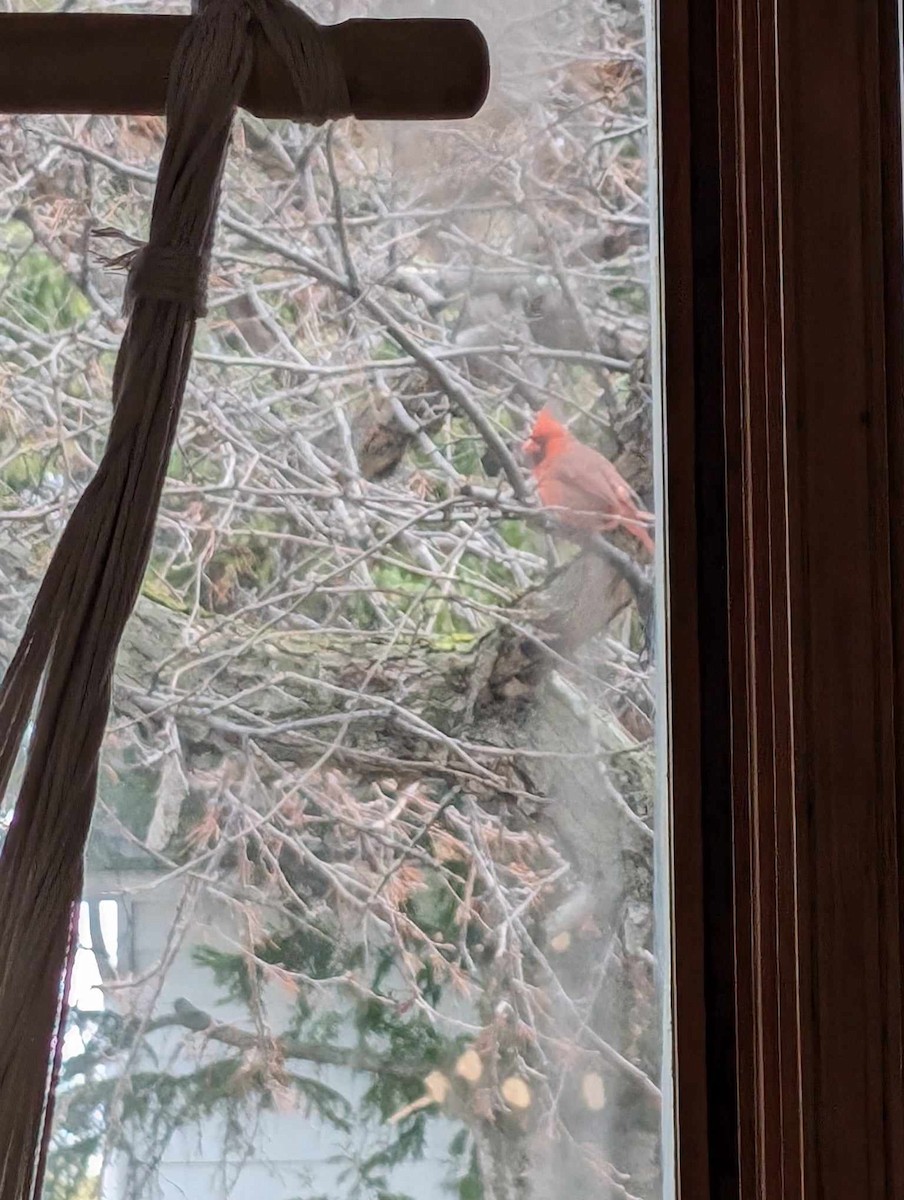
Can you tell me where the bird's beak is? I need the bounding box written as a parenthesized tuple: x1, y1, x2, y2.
(521, 436, 538, 459)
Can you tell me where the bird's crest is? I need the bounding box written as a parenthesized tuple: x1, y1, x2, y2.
(528, 407, 568, 443)
(521, 407, 570, 462)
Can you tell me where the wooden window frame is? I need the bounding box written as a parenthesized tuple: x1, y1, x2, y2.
(0, 2, 897, 1192)
(660, 0, 904, 1195)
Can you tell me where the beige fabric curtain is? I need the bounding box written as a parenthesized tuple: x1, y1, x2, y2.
(0, 5, 347, 1197)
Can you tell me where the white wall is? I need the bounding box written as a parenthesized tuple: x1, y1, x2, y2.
(85, 871, 464, 1200)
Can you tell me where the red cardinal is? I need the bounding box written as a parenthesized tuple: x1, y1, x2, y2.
(521, 408, 655, 555)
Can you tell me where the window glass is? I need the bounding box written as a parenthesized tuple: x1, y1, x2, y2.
(0, 1, 671, 1197)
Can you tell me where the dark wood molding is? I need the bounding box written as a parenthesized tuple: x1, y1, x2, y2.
(714, 0, 904, 1195)
(664, 0, 904, 1194)
(882, 7, 904, 1190)
(656, 0, 709, 1186)
(0, 16, 489, 120)
(717, 0, 804, 1192)
(657, 0, 729, 1194)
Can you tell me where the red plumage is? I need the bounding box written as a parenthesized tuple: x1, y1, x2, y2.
(521, 408, 655, 555)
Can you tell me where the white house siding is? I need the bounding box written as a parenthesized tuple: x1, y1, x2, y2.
(85, 871, 462, 1200)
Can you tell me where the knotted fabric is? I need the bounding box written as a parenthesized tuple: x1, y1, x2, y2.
(127, 245, 211, 315)
(0, 4, 348, 1197)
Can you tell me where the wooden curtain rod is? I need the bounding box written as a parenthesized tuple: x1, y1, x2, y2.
(0, 14, 490, 120)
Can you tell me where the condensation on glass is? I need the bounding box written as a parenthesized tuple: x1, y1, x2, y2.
(0, 0, 670, 1197)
